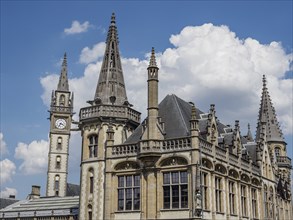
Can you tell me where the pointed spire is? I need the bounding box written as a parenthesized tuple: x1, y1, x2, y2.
(256, 75, 284, 142)
(148, 47, 158, 68)
(93, 13, 129, 106)
(246, 123, 254, 142)
(57, 53, 69, 91)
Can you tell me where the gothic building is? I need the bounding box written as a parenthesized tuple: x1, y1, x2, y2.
(1, 13, 292, 220)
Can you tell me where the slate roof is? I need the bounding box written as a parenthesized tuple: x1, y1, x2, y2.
(0, 196, 79, 218)
(125, 93, 258, 162)
(66, 183, 80, 196)
(0, 198, 19, 209)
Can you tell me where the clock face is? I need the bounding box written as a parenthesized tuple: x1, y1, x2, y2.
(55, 118, 67, 129)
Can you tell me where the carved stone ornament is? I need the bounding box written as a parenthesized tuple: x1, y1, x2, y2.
(161, 157, 188, 167)
(115, 161, 140, 170)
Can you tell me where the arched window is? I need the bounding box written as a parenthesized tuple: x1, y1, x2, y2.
(88, 204, 92, 220)
(269, 187, 274, 218)
(275, 147, 280, 157)
(89, 169, 94, 194)
(57, 137, 62, 150)
(55, 175, 60, 196)
(56, 156, 61, 169)
(89, 135, 98, 158)
(59, 94, 65, 106)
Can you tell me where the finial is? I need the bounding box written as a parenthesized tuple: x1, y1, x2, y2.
(149, 47, 157, 68)
(209, 104, 215, 113)
(262, 75, 267, 88)
(62, 53, 67, 67)
(191, 103, 197, 120)
(111, 13, 116, 25)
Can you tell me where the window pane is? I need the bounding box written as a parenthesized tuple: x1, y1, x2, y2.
(172, 185, 179, 208)
(181, 185, 188, 208)
(126, 176, 132, 187)
(134, 175, 140, 186)
(118, 176, 124, 187)
(133, 188, 140, 210)
(163, 173, 170, 184)
(180, 171, 187, 183)
(125, 189, 132, 210)
(163, 186, 170, 209)
(172, 172, 179, 184)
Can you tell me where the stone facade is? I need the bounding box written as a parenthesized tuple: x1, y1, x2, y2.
(77, 13, 292, 220)
(46, 54, 74, 197)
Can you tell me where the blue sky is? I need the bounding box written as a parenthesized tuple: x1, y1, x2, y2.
(1, 1, 292, 199)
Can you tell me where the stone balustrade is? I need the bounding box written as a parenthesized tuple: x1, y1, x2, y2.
(215, 146, 226, 160)
(276, 156, 292, 168)
(112, 143, 138, 156)
(199, 139, 213, 155)
(79, 104, 140, 123)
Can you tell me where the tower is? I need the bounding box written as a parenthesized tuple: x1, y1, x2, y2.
(46, 53, 74, 197)
(78, 13, 140, 220)
(255, 75, 291, 201)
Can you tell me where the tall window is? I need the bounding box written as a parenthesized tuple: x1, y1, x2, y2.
(89, 169, 94, 194)
(163, 171, 188, 209)
(88, 135, 98, 158)
(55, 175, 60, 196)
(229, 181, 236, 215)
(118, 175, 140, 211)
(269, 187, 274, 218)
(241, 185, 247, 216)
(56, 156, 61, 169)
(57, 137, 62, 150)
(275, 147, 280, 157)
(215, 177, 222, 212)
(264, 185, 269, 218)
(201, 172, 209, 210)
(88, 205, 92, 220)
(251, 188, 258, 218)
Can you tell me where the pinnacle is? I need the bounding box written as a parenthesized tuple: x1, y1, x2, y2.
(148, 47, 158, 68)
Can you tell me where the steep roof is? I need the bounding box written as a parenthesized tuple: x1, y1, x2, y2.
(0, 198, 19, 209)
(92, 13, 129, 106)
(57, 53, 69, 92)
(255, 75, 284, 142)
(66, 183, 80, 197)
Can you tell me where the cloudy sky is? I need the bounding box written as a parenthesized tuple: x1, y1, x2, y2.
(1, 1, 292, 199)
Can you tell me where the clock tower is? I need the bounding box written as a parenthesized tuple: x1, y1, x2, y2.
(46, 53, 74, 197)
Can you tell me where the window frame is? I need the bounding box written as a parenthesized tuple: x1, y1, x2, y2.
(163, 170, 188, 210)
(117, 174, 141, 211)
(215, 176, 222, 213)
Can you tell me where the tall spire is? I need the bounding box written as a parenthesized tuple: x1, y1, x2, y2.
(246, 123, 254, 142)
(93, 13, 129, 106)
(255, 75, 284, 142)
(57, 53, 69, 91)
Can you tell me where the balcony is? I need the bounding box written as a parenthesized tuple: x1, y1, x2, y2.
(79, 104, 141, 124)
(276, 156, 292, 168)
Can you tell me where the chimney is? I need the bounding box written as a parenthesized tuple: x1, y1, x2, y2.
(9, 195, 16, 199)
(27, 185, 40, 200)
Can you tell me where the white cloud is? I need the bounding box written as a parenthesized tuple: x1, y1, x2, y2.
(14, 140, 49, 175)
(0, 132, 8, 155)
(79, 42, 106, 64)
(0, 187, 17, 198)
(64, 20, 91, 35)
(0, 159, 16, 184)
(41, 23, 292, 137)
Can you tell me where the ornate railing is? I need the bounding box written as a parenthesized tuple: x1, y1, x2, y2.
(229, 153, 239, 166)
(276, 156, 292, 168)
(50, 106, 73, 113)
(241, 158, 250, 170)
(162, 137, 191, 151)
(112, 143, 138, 156)
(215, 146, 227, 160)
(200, 139, 213, 154)
(79, 104, 141, 123)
